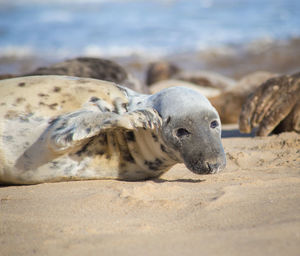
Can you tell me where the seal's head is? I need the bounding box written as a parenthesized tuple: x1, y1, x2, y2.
(150, 87, 226, 174)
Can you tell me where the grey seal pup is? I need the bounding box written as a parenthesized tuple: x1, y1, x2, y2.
(0, 76, 226, 184)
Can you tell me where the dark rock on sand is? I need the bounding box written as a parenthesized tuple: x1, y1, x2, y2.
(146, 61, 180, 85)
(146, 61, 235, 90)
(0, 74, 16, 80)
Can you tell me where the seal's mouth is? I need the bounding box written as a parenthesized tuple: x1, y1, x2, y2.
(185, 159, 226, 175)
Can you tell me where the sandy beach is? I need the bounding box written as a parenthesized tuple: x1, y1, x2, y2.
(1, 126, 299, 256)
(1, 1, 300, 255)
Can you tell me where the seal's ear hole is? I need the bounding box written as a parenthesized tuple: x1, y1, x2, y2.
(176, 128, 191, 138)
(165, 116, 171, 125)
(210, 120, 219, 129)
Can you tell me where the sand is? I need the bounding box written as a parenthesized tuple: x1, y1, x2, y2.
(1, 126, 300, 256)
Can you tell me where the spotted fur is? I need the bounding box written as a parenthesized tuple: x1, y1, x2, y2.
(0, 75, 225, 184)
(0, 76, 172, 184)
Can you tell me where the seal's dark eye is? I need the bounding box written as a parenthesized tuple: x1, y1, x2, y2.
(176, 128, 191, 138)
(210, 120, 219, 129)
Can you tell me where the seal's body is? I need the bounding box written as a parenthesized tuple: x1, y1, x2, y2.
(0, 76, 225, 184)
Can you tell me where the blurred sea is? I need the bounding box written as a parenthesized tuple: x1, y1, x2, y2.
(0, 0, 300, 78)
(0, 0, 299, 59)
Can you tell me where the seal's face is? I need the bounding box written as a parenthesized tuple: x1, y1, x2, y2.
(161, 110, 226, 174)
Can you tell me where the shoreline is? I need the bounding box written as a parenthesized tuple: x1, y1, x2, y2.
(1, 37, 299, 82)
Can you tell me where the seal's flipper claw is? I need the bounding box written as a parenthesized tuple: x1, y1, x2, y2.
(42, 107, 162, 154)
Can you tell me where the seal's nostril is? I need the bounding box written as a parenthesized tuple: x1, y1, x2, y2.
(206, 162, 222, 174)
(206, 162, 212, 173)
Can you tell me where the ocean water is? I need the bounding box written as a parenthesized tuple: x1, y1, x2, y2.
(0, 0, 299, 59)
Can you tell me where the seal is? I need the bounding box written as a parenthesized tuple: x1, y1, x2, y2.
(239, 72, 300, 136)
(210, 71, 278, 123)
(0, 76, 226, 184)
(0, 57, 146, 93)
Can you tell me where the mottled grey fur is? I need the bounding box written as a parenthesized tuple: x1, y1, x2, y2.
(145, 87, 226, 174)
(0, 76, 226, 184)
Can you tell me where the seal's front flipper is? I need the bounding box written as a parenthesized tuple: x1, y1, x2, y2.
(45, 107, 162, 154)
(45, 110, 119, 153)
(15, 107, 162, 172)
(14, 109, 119, 171)
(115, 108, 162, 131)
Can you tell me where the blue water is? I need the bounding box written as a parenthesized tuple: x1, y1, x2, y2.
(0, 0, 299, 58)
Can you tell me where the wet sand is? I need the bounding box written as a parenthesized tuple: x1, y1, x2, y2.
(1, 127, 299, 256)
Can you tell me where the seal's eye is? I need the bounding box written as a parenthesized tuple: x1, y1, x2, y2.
(176, 128, 191, 138)
(210, 120, 219, 129)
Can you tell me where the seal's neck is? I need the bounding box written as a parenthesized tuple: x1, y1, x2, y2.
(129, 128, 180, 173)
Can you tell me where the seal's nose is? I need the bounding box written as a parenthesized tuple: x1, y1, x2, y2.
(205, 157, 226, 174)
